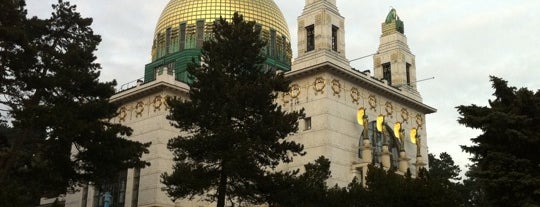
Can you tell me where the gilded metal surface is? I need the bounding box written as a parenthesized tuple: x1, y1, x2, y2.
(153, 0, 290, 60)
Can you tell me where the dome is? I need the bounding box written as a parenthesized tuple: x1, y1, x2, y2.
(150, 0, 292, 64)
(145, 0, 293, 83)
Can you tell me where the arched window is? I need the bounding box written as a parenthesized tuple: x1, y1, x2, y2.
(361, 121, 402, 168)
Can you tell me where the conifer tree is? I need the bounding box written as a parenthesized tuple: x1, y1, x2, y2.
(458, 76, 540, 206)
(162, 13, 304, 207)
(0, 1, 149, 205)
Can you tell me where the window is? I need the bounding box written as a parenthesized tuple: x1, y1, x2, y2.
(131, 168, 141, 207)
(382, 63, 392, 85)
(406, 63, 411, 85)
(179, 23, 186, 50)
(332, 25, 338, 51)
(270, 30, 276, 57)
(165, 27, 172, 54)
(196, 20, 205, 48)
(93, 170, 127, 207)
(304, 117, 312, 131)
(362, 121, 401, 167)
(306, 25, 315, 52)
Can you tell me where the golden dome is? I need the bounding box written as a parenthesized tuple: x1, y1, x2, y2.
(146, 0, 292, 82)
(155, 0, 289, 38)
(151, 0, 291, 59)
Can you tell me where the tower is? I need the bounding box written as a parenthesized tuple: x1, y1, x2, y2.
(373, 9, 420, 100)
(292, 0, 350, 70)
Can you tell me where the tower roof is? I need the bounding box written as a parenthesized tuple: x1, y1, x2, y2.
(382, 8, 404, 36)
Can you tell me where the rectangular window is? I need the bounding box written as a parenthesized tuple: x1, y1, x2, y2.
(282, 35, 287, 61)
(406, 63, 411, 85)
(270, 30, 276, 57)
(179, 23, 186, 51)
(382, 63, 392, 85)
(304, 117, 312, 131)
(93, 170, 128, 207)
(165, 27, 172, 54)
(131, 168, 141, 207)
(306, 25, 315, 52)
(332, 25, 338, 51)
(196, 20, 205, 48)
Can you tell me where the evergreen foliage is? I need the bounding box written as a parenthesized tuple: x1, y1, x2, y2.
(0, 1, 150, 205)
(267, 153, 468, 207)
(161, 13, 305, 207)
(458, 76, 540, 206)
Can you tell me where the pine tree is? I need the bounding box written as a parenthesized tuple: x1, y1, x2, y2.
(458, 76, 540, 206)
(0, 1, 149, 205)
(161, 13, 304, 207)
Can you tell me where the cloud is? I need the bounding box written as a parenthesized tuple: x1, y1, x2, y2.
(25, 0, 540, 175)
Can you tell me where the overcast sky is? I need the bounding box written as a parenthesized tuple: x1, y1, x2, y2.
(26, 0, 540, 175)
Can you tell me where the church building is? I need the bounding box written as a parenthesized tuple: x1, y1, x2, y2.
(56, 0, 436, 206)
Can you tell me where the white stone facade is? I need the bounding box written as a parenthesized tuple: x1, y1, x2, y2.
(53, 1, 436, 207)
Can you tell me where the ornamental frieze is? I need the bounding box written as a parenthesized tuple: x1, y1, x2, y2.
(385, 101, 394, 118)
(331, 79, 341, 97)
(153, 95, 163, 112)
(135, 101, 145, 118)
(313, 77, 326, 95)
(368, 95, 377, 111)
(401, 108, 409, 123)
(350, 87, 360, 104)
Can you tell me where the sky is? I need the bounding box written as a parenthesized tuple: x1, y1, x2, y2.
(25, 0, 540, 176)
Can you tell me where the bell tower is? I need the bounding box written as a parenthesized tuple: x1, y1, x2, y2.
(373, 9, 420, 98)
(292, 0, 350, 70)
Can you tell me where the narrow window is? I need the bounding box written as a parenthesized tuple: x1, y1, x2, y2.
(282, 35, 287, 61)
(165, 27, 172, 54)
(332, 25, 338, 51)
(81, 184, 88, 207)
(131, 168, 141, 207)
(304, 117, 312, 131)
(196, 20, 205, 48)
(406, 63, 411, 85)
(306, 25, 315, 52)
(270, 30, 276, 57)
(382, 63, 392, 85)
(179, 23, 186, 51)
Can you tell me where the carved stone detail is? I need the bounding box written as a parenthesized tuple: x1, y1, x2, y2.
(153, 95, 163, 112)
(350, 87, 360, 104)
(331, 79, 341, 97)
(118, 106, 127, 122)
(385, 102, 393, 117)
(368, 95, 377, 111)
(401, 108, 409, 123)
(135, 101, 145, 118)
(313, 77, 326, 95)
(416, 114, 424, 128)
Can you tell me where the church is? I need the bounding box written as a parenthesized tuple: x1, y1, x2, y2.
(54, 0, 436, 206)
